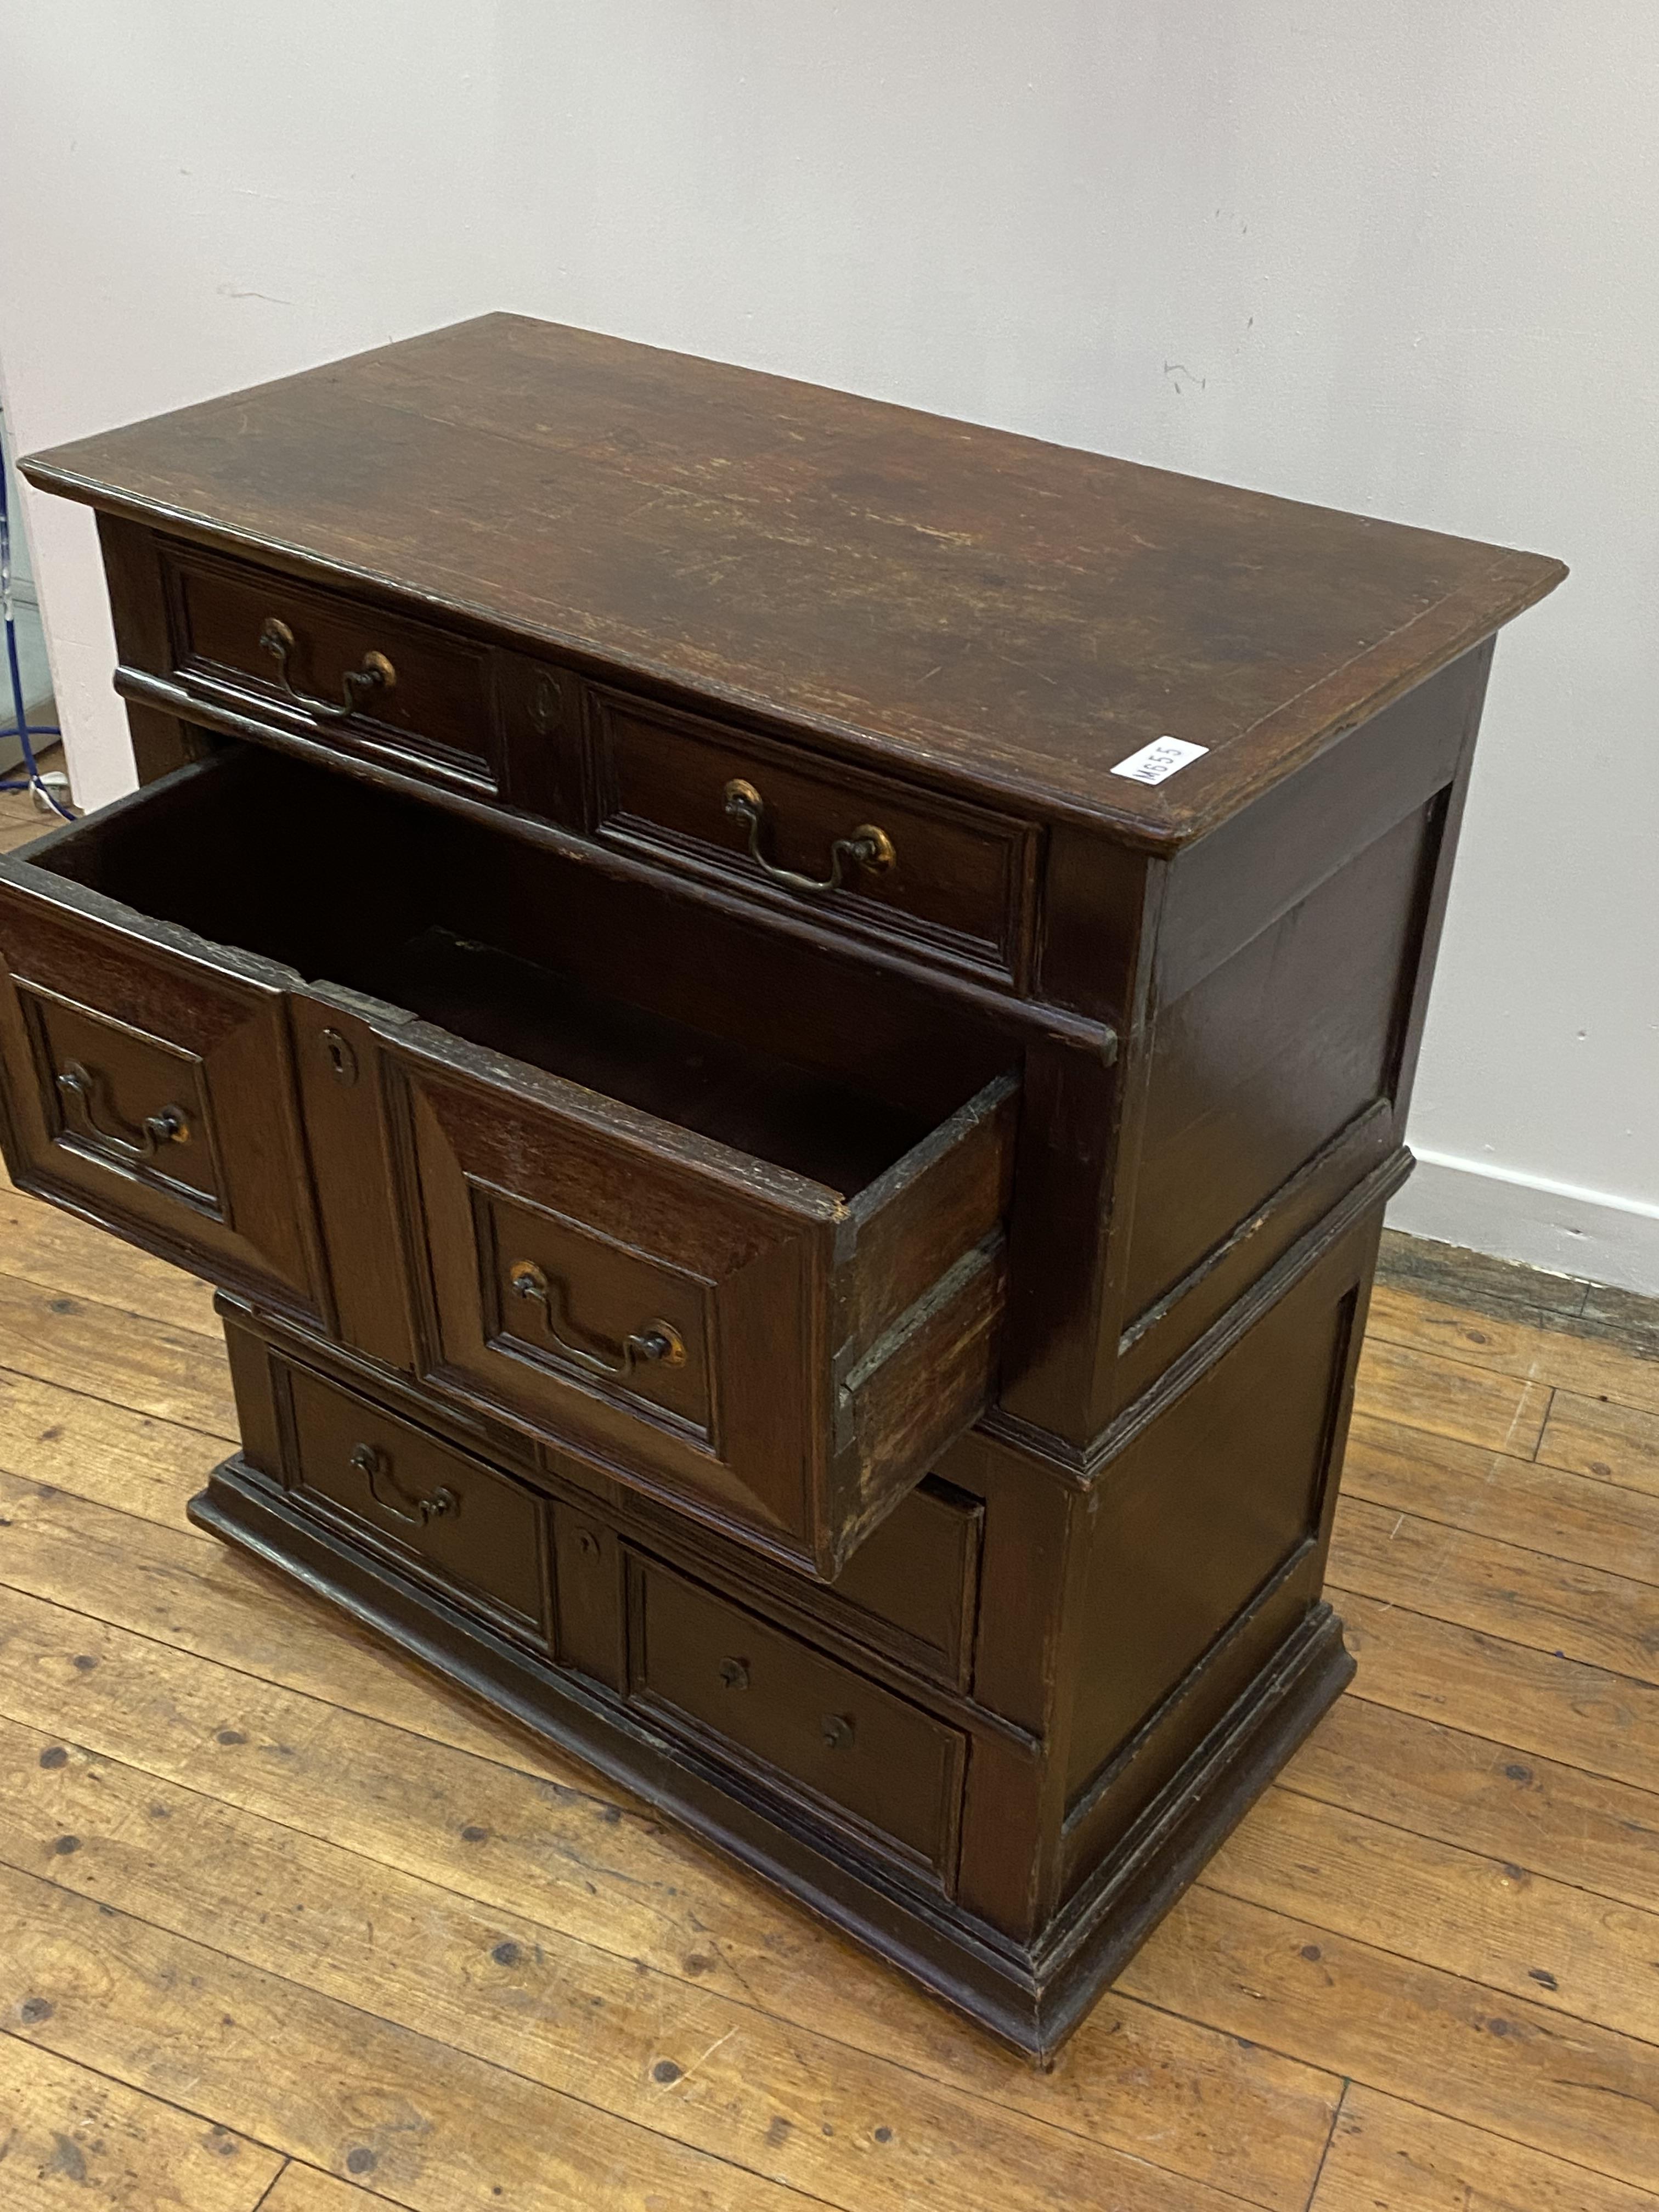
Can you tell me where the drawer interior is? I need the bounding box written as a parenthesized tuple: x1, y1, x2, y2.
(38, 745, 1011, 1197)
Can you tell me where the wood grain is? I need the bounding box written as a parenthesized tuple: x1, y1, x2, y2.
(20, 312, 1564, 844)
(1538, 1391, 1659, 1499)
(1312, 2084, 1659, 2212)
(1118, 1886, 1659, 2192)
(1207, 1784, 1659, 2043)
(1337, 1589, 1659, 1795)
(1344, 1409, 1659, 1584)
(257, 2171, 382, 2212)
(3, 1082, 1657, 2199)
(1282, 1694, 1659, 1916)
(0, 1366, 221, 1532)
(0, 1581, 1340, 2212)
(1352, 1335, 1554, 1457)
(1, 1860, 820, 2212)
(0, 1271, 235, 1438)
(0, 2033, 283, 2209)
(1367, 1281, 1659, 1419)
(1376, 1226, 1593, 1320)
(1329, 1494, 1659, 1684)
(0, 1477, 574, 1777)
(0, 1714, 1270, 2212)
(0, 1155, 218, 1336)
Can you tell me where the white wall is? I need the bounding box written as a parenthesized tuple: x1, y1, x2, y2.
(2, 2, 1654, 1286)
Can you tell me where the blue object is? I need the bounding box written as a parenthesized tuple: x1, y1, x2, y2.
(1, 427, 71, 818)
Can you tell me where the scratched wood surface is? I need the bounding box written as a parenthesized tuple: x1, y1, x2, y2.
(20, 315, 1565, 843)
(1, 1172, 1656, 2210)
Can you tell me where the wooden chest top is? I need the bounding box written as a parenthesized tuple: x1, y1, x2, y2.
(25, 312, 1563, 844)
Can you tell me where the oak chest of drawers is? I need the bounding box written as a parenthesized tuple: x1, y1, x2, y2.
(10, 316, 1562, 2056)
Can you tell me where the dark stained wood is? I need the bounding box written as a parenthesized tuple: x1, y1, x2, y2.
(1149, 646, 1489, 1006)
(161, 536, 506, 798)
(273, 1348, 551, 1645)
(284, 993, 421, 1375)
(0, 746, 1020, 1578)
(1063, 1224, 1367, 1806)
(1122, 803, 1437, 1321)
(392, 1044, 1014, 1578)
(626, 1551, 969, 1885)
(22, 314, 1564, 843)
(7, 1155, 1657, 2205)
(6, 314, 1564, 2061)
(0, 848, 326, 1331)
(95, 513, 211, 786)
(828, 1477, 983, 1688)
(589, 683, 1040, 985)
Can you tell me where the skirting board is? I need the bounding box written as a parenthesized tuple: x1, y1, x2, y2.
(1389, 1149, 1659, 1296)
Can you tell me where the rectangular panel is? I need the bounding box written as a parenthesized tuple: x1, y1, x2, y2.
(1065, 1265, 1359, 1802)
(627, 1553, 967, 1883)
(827, 1479, 983, 1688)
(590, 687, 1036, 985)
(1123, 803, 1438, 1321)
(394, 1045, 832, 1562)
(19, 984, 226, 1220)
(162, 540, 503, 795)
(393, 1037, 1013, 1581)
(0, 876, 322, 1323)
(474, 1179, 717, 1442)
(274, 1353, 550, 1643)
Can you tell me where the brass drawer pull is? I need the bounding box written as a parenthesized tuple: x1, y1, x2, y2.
(820, 1713, 856, 1752)
(349, 1443, 458, 1527)
(507, 1259, 686, 1379)
(259, 617, 396, 724)
(723, 778, 895, 895)
(57, 1060, 190, 1163)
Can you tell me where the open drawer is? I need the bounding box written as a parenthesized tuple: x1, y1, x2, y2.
(0, 746, 1020, 1578)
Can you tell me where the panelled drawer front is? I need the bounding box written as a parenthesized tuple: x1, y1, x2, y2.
(393, 1044, 1015, 1581)
(0, 879, 322, 1323)
(590, 689, 1036, 985)
(276, 1356, 550, 1642)
(628, 1554, 967, 1883)
(161, 541, 504, 796)
(826, 1479, 982, 1688)
(541, 1433, 983, 1690)
(398, 1051, 823, 1559)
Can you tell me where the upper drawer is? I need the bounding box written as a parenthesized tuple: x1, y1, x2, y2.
(161, 541, 505, 798)
(0, 744, 1020, 1583)
(589, 689, 1039, 986)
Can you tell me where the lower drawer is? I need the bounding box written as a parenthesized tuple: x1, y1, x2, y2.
(626, 1554, 968, 1885)
(273, 1354, 551, 1647)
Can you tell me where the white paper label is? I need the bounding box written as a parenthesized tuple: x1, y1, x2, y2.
(1110, 736, 1208, 786)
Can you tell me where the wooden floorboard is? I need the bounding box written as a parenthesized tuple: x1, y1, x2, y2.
(1, 1176, 1656, 2205)
(0, 2030, 284, 2209)
(0, 1580, 1339, 2210)
(2, 1862, 833, 2212)
(1311, 2084, 1659, 2212)
(1538, 1389, 1659, 1498)
(1329, 1493, 1659, 1684)
(1343, 1409, 1659, 1584)
(0, 1716, 1284, 2212)
(259, 2170, 397, 2212)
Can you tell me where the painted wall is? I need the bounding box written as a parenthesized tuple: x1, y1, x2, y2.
(1, 3, 1653, 1285)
